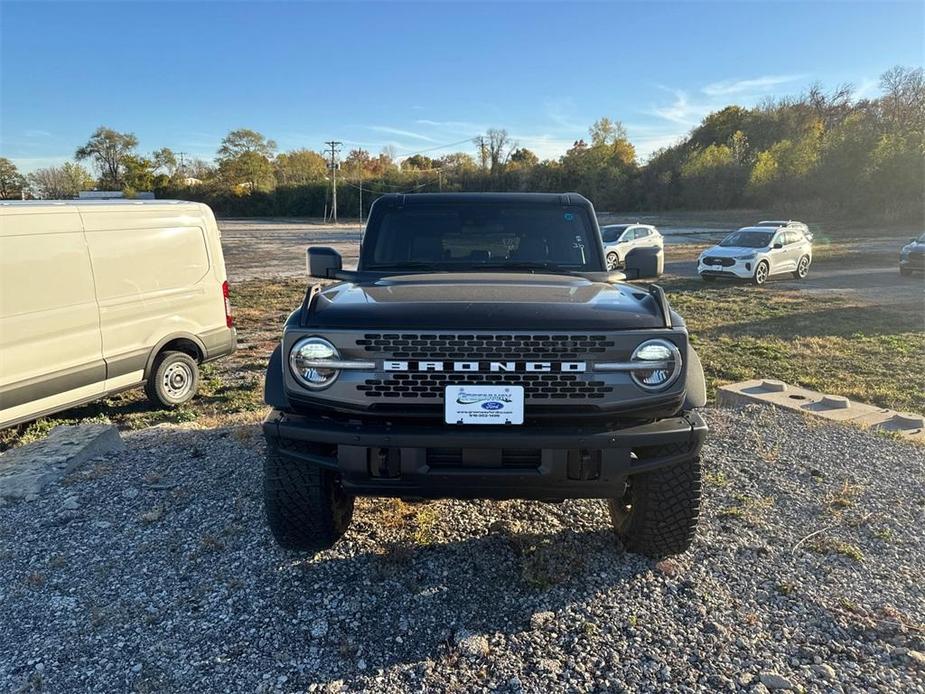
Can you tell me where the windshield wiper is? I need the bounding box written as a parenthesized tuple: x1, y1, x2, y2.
(365, 262, 448, 272)
(477, 262, 577, 274)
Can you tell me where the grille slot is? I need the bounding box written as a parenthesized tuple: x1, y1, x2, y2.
(426, 448, 541, 469)
(358, 372, 613, 400)
(356, 333, 615, 360)
(703, 257, 735, 267)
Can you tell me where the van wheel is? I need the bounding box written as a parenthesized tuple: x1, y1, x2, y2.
(145, 351, 199, 407)
(263, 437, 354, 552)
(608, 455, 701, 558)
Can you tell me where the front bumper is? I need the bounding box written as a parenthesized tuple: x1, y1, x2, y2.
(698, 260, 755, 279)
(263, 408, 708, 500)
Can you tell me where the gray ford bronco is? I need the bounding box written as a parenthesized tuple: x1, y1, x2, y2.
(262, 193, 707, 558)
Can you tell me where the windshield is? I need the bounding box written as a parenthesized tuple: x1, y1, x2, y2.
(719, 230, 774, 248)
(601, 225, 629, 243)
(362, 204, 601, 272)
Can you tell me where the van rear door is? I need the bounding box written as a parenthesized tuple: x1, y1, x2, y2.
(0, 208, 105, 427)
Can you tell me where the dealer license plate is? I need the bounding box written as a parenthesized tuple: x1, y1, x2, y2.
(444, 385, 524, 425)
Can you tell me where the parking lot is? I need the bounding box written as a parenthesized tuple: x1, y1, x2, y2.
(1, 215, 923, 692)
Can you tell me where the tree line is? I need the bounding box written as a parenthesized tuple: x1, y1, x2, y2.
(1, 66, 921, 221)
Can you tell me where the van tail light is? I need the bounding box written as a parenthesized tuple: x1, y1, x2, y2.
(222, 280, 234, 328)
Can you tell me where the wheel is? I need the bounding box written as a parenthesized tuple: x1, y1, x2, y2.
(701, 274, 716, 282)
(606, 252, 620, 271)
(608, 455, 701, 558)
(752, 260, 770, 286)
(793, 255, 810, 279)
(144, 351, 199, 407)
(263, 437, 354, 552)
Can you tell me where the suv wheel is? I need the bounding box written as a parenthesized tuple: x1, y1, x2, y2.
(145, 350, 199, 407)
(263, 437, 354, 552)
(793, 255, 810, 279)
(606, 252, 620, 270)
(608, 455, 701, 558)
(753, 260, 770, 286)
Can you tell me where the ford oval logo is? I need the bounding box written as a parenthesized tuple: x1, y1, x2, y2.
(481, 401, 504, 411)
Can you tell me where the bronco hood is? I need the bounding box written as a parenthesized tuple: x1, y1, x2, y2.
(303, 273, 671, 330)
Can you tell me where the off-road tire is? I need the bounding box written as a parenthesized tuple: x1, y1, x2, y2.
(793, 255, 811, 279)
(752, 260, 770, 286)
(608, 455, 701, 558)
(144, 350, 199, 408)
(606, 252, 620, 270)
(263, 438, 354, 552)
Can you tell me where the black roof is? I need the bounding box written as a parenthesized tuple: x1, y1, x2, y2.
(372, 192, 592, 208)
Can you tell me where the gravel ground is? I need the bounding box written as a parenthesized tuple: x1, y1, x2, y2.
(1, 405, 924, 693)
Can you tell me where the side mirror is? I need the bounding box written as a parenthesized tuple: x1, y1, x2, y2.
(307, 246, 342, 279)
(773, 242, 783, 250)
(623, 246, 663, 280)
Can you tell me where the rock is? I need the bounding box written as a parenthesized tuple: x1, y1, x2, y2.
(530, 611, 555, 629)
(310, 620, 328, 638)
(0, 424, 123, 500)
(906, 650, 925, 668)
(811, 663, 836, 680)
(537, 658, 563, 675)
(759, 672, 796, 690)
(131, 663, 142, 674)
(61, 496, 79, 511)
(455, 630, 489, 658)
(122, 488, 139, 500)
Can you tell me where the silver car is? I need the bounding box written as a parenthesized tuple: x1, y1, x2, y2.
(601, 223, 663, 270)
(698, 226, 813, 285)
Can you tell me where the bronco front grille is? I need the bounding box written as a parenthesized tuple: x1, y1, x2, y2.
(356, 333, 615, 360)
(357, 372, 613, 400)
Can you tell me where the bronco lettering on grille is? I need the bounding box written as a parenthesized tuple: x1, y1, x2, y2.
(383, 361, 587, 373)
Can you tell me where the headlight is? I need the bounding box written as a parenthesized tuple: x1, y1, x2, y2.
(735, 253, 756, 260)
(289, 337, 341, 389)
(630, 339, 683, 391)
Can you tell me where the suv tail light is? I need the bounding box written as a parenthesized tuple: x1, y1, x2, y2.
(222, 280, 234, 328)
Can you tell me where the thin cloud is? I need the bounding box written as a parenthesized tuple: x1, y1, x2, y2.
(365, 126, 439, 143)
(25, 129, 52, 138)
(702, 74, 806, 96)
(649, 88, 711, 127)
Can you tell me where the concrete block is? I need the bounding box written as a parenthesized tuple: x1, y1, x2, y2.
(0, 424, 124, 501)
(716, 379, 925, 441)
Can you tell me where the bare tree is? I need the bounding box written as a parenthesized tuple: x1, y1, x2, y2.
(75, 126, 139, 188)
(473, 129, 514, 177)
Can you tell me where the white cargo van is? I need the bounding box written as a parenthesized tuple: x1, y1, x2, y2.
(0, 200, 236, 429)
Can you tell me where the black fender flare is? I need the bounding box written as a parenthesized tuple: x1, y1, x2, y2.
(684, 346, 707, 409)
(264, 344, 290, 410)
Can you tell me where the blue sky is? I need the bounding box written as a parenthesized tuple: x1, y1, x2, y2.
(1, 1, 922, 173)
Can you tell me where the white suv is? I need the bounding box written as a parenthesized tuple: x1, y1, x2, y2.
(756, 219, 813, 241)
(698, 226, 812, 285)
(601, 223, 663, 270)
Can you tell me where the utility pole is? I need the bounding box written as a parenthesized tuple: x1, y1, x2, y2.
(324, 140, 342, 224)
